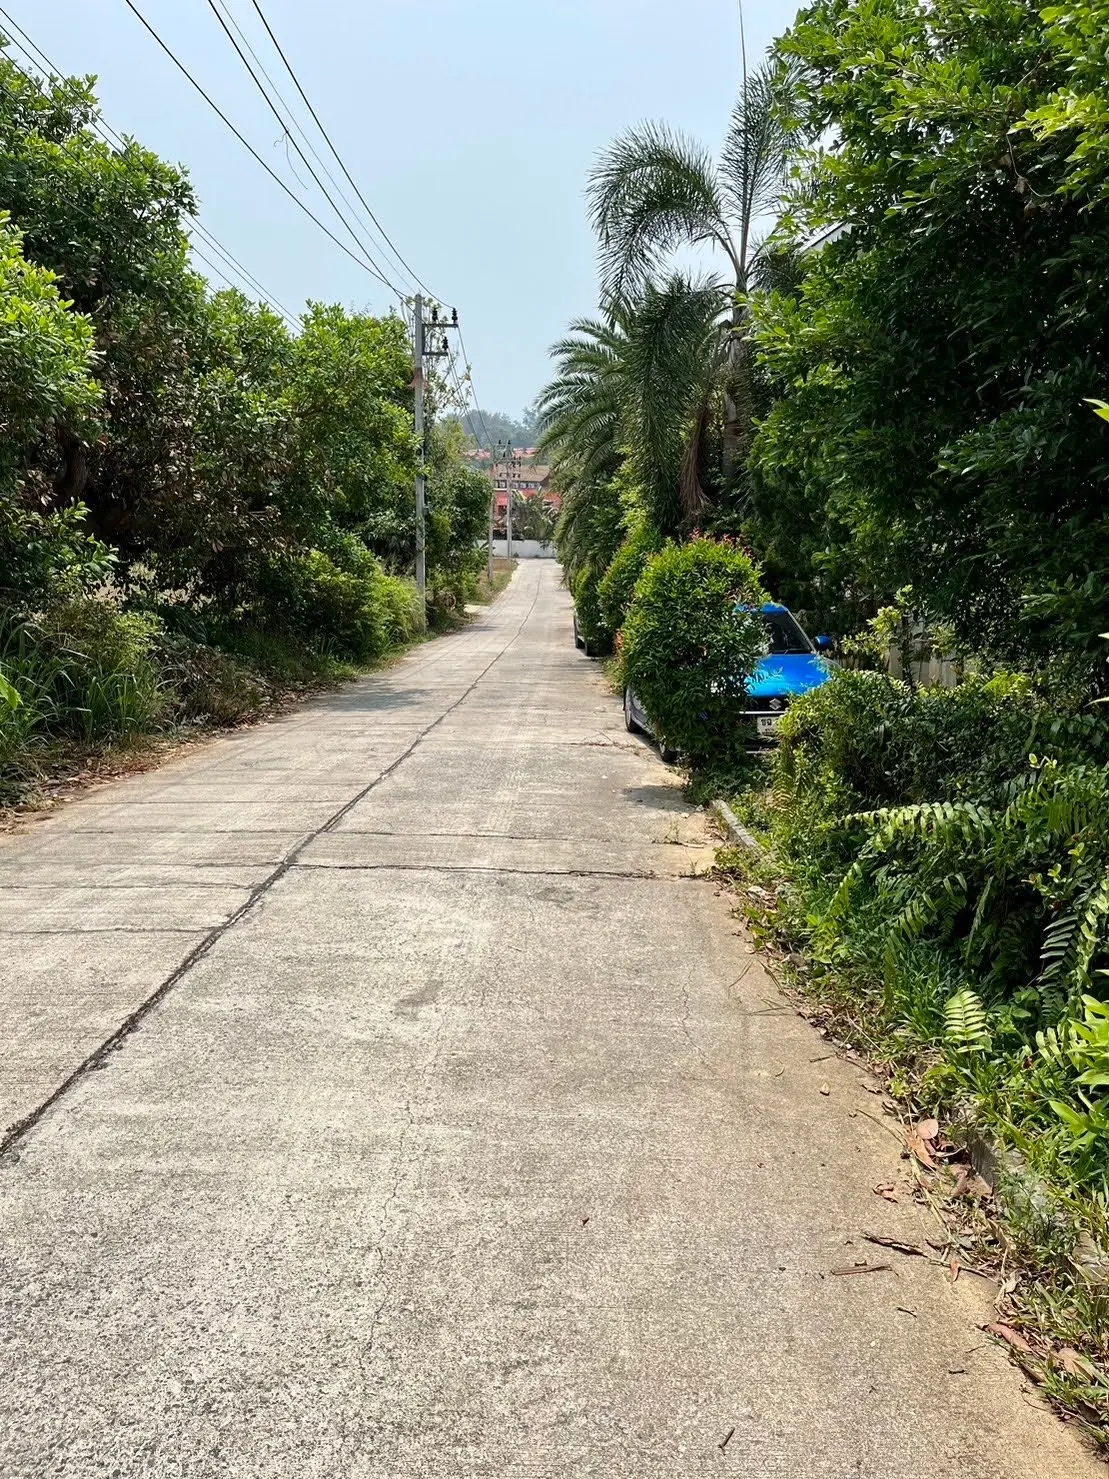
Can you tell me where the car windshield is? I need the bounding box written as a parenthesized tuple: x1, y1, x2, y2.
(763, 610, 813, 655)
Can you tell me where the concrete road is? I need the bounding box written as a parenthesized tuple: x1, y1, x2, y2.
(0, 563, 1096, 1478)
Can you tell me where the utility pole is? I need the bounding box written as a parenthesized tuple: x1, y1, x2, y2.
(413, 294, 426, 600)
(505, 440, 514, 561)
(486, 458, 495, 581)
(411, 295, 459, 604)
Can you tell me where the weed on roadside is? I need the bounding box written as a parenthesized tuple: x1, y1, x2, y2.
(714, 827, 1109, 1451)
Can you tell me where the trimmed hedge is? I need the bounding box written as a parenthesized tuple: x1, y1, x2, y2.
(621, 538, 766, 760)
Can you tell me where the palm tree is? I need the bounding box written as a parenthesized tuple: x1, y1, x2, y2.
(536, 311, 629, 499)
(587, 62, 791, 481)
(538, 285, 725, 537)
(541, 274, 740, 534)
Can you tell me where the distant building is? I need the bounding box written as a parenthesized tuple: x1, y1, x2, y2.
(488, 462, 561, 533)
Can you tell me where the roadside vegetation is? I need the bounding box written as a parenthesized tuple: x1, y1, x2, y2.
(541, 0, 1109, 1435)
(0, 46, 489, 806)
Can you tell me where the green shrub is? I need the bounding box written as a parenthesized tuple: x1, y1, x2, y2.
(571, 562, 613, 655)
(256, 547, 422, 663)
(598, 524, 661, 636)
(1, 596, 165, 744)
(812, 762, 1109, 1030)
(620, 538, 767, 760)
(759, 663, 1109, 1205)
(776, 667, 1109, 827)
(379, 574, 425, 643)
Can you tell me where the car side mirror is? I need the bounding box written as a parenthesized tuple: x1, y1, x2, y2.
(815, 634, 834, 652)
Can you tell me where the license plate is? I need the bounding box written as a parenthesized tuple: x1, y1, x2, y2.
(756, 715, 781, 737)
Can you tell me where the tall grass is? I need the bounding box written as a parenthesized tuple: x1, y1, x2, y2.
(0, 571, 430, 803)
(0, 597, 166, 799)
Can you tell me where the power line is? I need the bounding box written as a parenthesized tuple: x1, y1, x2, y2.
(118, 0, 396, 290)
(187, 223, 299, 323)
(200, 0, 406, 302)
(16, 1, 496, 458)
(207, 0, 420, 299)
(456, 326, 496, 451)
(0, 17, 298, 325)
(245, 0, 448, 306)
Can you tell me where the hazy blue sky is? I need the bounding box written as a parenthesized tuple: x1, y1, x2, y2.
(17, 0, 797, 417)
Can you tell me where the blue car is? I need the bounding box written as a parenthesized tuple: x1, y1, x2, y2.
(622, 602, 833, 760)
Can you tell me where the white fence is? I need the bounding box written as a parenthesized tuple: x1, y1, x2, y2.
(491, 539, 558, 560)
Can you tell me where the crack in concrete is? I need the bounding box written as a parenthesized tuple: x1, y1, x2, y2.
(326, 829, 597, 843)
(0, 581, 543, 1162)
(0, 926, 209, 936)
(293, 862, 660, 880)
(679, 974, 713, 1071)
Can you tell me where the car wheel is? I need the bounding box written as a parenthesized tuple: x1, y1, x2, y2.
(623, 687, 640, 734)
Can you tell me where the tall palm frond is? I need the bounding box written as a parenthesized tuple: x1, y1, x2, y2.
(537, 312, 630, 492)
(588, 124, 737, 305)
(622, 274, 729, 526)
(586, 60, 793, 485)
(720, 65, 794, 280)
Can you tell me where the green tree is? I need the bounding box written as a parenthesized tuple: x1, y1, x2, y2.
(538, 288, 725, 538)
(588, 62, 792, 480)
(0, 209, 102, 596)
(538, 312, 629, 500)
(745, 0, 1109, 673)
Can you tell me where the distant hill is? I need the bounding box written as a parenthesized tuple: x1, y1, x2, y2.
(448, 407, 538, 451)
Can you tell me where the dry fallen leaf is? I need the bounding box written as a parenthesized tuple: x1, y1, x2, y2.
(1057, 1347, 1093, 1379)
(819, 1082, 831, 1096)
(986, 1322, 1034, 1355)
(873, 1181, 901, 1204)
(904, 1130, 936, 1169)
(916, 1117, 940, 1142)
(831, 1262, 892, 1277)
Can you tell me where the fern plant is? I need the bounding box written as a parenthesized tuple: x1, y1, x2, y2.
(945, 989, 992, 1054)
(815, 761, 1109, 1033)
(1035, 994, 1109, 1183)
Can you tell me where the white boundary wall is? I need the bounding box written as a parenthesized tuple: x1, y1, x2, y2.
(491, 539, 557, 560)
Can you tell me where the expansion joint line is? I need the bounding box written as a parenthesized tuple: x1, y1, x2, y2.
(0, 580, 541, 1161)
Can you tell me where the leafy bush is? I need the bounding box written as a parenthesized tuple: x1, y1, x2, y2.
(380, 574, 425, 644)
(1036, 996, 1109, 1189)
(1, 597, 165, 744)
(756, 667, 1109, 1220)
(598, 524, 661, 636)
(256, 547, 422, 664)
(620, 538, 767, 759)
(776, 668, 1109, 828)
(571, 562, 613, 655)
(814, 763, 1109, 1036)
(0, 594, 167, 798)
